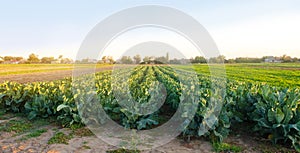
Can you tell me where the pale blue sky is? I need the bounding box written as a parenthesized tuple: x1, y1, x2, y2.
(0, 0, 299, 59)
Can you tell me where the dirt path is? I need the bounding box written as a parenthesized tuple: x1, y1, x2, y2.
(0, 67, 114, 83)
(1, 115, 296, 153)
(0, 119, 294, 153)
(0, 118, 215, 153)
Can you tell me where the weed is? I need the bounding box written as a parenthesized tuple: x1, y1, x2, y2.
(19, 129, 47, 141)
(0, 119, 32, 134)
(48, 132, 71, 144)
(212, 142, 242, 153)
(82, 145, 91, 149)
(73, 127, 94, 137)
(106, 148, 141, 153)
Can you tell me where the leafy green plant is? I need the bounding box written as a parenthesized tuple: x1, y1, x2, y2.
(20, 128, 47, 140)
(212, 142, 242, 153)
(0, 119, 32, 134)
(106, 148, 140, 153)
(48, 132, 72, 144)
(251, 86, 300, 151)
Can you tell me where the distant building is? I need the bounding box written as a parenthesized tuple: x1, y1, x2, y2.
(264, 56, 282, 63)
(3, 60, 20, 64)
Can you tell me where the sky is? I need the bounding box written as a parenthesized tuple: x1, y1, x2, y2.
(0, 0, 299, 60)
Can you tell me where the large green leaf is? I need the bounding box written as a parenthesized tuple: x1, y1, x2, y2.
(57, 104, 71, 112)
(28, 111, 37, 120)
(282, 106, 293, 124)
(275, 108, 285, 124)
(267, 109, 275, 123)
(290, 121, 300, 131)
(0, 93, 5, 99)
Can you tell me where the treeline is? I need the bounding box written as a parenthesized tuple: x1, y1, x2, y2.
(115, 54, 300, 64)
(116, 54, 169, 64)
(75, 56, 115, 64)
(76, 54, 168, 64)
(0, 54, 73, 64)
(190, 54, 300, 64)
(1, 53, 299, 64)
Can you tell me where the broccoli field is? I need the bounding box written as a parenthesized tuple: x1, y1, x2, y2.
(0, 63, 299, 152)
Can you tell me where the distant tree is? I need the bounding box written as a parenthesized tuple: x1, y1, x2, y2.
(61, 58, 73, 64)
(218, 55, 226, 63)
(235, 57, 262, 63)
(155, 56, 168, 64)
(75, 60, 81, 64)
(209, 55, 225, 63)
(226, 59, 236, 63)
(120, 56, 133, 64)
(102, 56, 107, 63)
(81, 58, 89, 63)
(143, 56, 150, 64)
(107, 56, 115, 64)
(133, 54, 141, 64)
(1, 56, 23, 63)
(169, 58, 181, 64)
(27, 53, 40, 63)
(191, 56, 206, 63)
(292, 57, 299, 62)
(3, 56, 13, 61)
(15, 57, 23, 61)
(281, 54, 292, 63)
(262, 56, 269, 61)
(166, 52, 169, 62)
(41, 57, 55, 64)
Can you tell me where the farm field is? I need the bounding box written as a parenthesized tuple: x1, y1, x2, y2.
(0, 64, 75, 76)
(0, 64, 115, 83)
(0, 63, 299, 152)
(176, 63, 300, 87)
(0, 64, 115, 76)
(1, 63, 299, 86)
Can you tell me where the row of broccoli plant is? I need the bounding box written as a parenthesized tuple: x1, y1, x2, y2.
(0, 65, 299, 151)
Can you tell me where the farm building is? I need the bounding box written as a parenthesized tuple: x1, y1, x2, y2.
(264, 56, 282, 63)
(3, 60, 21, 64)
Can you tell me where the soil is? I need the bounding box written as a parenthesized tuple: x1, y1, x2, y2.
(0, 67, 114, 84)
(0, 115, 297, 153)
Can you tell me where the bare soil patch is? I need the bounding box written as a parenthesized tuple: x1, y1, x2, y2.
(0, 67, 113, 83)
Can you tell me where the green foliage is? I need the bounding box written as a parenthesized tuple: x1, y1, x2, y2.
(82, 145, 91, 149)
(72, 127, 94, 137)
(251, 87, 300, 151)
(212, 142, 242, 153)
(106, 148, 141, 153)
(27, 129, 47, 137)
(0, 119, 32, 134)
(20, 128, 47, 140)
(48, 132, 72, 144)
